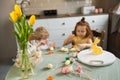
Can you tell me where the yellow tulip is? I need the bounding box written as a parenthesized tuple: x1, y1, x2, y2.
(10, 11, 18, 23)
(29, 15, 36, 26)
(14, 4, 22, 17)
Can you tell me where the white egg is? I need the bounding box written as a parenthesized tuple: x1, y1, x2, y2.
(50, 47, 54, 51)
(65, 60, 70, 65)
(47, 64, 53, 69)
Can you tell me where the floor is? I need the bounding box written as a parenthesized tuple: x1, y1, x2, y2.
(0, 62, 13, 80)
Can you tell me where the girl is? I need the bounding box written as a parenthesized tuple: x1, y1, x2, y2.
(63, 17, 93, 50)
(29, 26, 55, 50)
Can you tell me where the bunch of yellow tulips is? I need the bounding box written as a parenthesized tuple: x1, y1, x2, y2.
(9, 4, 36, 79)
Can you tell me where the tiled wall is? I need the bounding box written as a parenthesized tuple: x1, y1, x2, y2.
(21, 0, 93, 15)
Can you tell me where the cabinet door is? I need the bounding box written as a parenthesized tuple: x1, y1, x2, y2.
(83, 15, 108, 31)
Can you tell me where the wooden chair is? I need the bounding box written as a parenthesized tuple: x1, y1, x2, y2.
(92, 30, 105, 47)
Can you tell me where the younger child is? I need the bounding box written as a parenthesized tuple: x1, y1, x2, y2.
(63, 17, 93, 50)
(29, 26, 55, 50)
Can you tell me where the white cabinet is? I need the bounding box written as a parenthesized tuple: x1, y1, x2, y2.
(33, 14, 108, 49)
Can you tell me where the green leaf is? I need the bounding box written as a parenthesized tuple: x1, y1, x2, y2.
(13, 30, 20, 42)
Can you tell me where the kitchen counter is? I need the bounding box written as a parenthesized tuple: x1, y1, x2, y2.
(26, 13, 108, 19)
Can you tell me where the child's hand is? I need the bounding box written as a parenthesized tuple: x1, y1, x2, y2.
(77, 43, 92, 50)
(77, 44, 86, 50)
(49, 42, 56, 48)
(37, 40, 47, 47)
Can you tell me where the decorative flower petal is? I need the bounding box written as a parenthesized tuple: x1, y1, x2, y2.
(29, 15, 36, 26)
(14, 4, 22, 17)
(10, 11, 18, 22)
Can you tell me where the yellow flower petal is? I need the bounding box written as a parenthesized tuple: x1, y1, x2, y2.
(14, 4, 22, 17)
(10, 11, 18, 23)
(29, 15, 36, 26)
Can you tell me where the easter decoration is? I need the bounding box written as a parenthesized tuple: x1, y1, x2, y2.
(47, 64, 53, 69)
(70, 45, 78, 52)
(47, 75, 53, 80)
(47, 47, 55, 54)
(60, 60, 94, 80)
(91, 38, 103, 55)
(60, 47, 69, 52)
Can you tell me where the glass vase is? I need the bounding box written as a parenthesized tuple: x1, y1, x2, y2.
(17, 42, 34, 79)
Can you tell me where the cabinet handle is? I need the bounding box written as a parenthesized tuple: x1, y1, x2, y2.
(62, 22, 65, 25)
(62, 33, 65, 36)
(95, 29, 99, 31)
(92, 20, 95, 23)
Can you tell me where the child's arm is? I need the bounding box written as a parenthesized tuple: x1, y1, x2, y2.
(49, 42, 56, 48)
(77, 39, 92, 50)
(63, 34, 74, 46)
(36, 40, 47, 47)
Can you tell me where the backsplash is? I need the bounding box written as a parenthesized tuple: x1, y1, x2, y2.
(19, 0, 94, 15)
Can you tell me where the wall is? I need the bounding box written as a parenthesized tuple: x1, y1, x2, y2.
(94, 0, 120, 12)
(21, 0, 120, 15)
(21, 0, 93, 15)
(0, 0, 17, 63)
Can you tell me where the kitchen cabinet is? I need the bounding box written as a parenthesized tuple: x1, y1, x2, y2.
(33, 14, 108, 49)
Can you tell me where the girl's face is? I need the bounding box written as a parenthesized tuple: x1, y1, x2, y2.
(41, 35, 49, 40)
(76, 25, 87, 38)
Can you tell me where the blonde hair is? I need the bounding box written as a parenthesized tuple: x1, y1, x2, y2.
(34, 27, 49, 40)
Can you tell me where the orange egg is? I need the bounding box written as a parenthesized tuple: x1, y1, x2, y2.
(48, 76, 53, 80)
